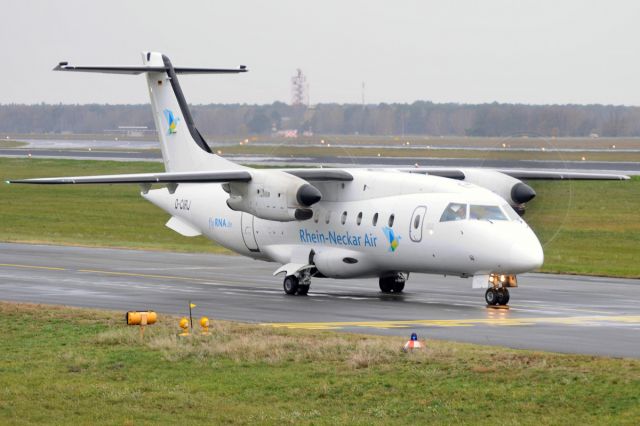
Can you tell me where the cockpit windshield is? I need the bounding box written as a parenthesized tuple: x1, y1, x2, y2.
(440, 203, 514, 222)
(440, 203, 467, 222)
(469, 205, 508, 221)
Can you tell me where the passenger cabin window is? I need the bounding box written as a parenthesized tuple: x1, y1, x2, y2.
(372, 213, 378, 226)
(356, 212, 363, 226)
(388, 214, 395, 227)
(313, 210, 320, 223)
(341, 211, 347, 225)
(440, 203, 467, 222)
(469, 205, 508, 221)
(413, 214, 421, 229)
(325, 211, 331, 224)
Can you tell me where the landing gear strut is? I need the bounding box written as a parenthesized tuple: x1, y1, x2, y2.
(283, 271, 311, 296)
(485, 288, 510, 306)
(379, 273, 406, 294)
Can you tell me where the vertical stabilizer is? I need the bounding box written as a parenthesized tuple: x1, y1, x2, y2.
(142, 52, 243, 172)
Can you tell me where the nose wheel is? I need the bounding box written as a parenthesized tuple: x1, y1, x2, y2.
(485, 288, 510, 306)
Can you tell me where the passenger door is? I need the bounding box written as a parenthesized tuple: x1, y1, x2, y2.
(409, 206, 427, 242)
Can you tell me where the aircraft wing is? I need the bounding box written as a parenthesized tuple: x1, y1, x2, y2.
(401, 168, 630, 180)
(7, 170, 253, 185)
(6, 169, 354, 185)
(282, 169, 353, 181)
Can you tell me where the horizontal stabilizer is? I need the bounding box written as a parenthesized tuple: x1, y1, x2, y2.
(7, 170, 252, 185)
(54, 62, 247, 75)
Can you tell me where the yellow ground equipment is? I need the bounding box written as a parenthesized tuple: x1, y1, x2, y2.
(126, 311, 157, 326)
(125, 311, 157, 339)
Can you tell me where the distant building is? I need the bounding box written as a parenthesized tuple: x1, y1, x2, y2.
(106, 126, 154, 137)
(275, 129, 298, 138)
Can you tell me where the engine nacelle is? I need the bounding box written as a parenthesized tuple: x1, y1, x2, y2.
(460, 169, 536, 210)
(312, 248, 374, 278)
(225, 170, 321, 222)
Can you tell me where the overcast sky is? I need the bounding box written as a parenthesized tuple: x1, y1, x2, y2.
(3, 0, 640, 105)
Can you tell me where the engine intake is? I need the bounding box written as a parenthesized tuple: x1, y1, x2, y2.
(460, 169, 537, 212)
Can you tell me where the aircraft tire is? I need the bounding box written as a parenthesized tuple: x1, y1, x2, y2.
(379, 277, 394, 293)
(485, 288, 499, 305)
(498, 288, 510, 305)
(283, 275, 299, 295)
(392, 281, 405, 293)
(297, 284, 310, 296)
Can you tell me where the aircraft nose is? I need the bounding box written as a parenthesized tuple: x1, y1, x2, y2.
(507, 233, 544, 272)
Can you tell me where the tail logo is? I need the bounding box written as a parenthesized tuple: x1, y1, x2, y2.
(382, 226, 401, 252)
(163, 109, 180, 135)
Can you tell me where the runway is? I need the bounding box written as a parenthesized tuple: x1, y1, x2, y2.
(2, 148, 640, 174)
(1, 243, 639, 358)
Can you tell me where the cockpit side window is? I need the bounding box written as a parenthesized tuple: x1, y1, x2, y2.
(502, 204, 522, 222)
(440, 203, 467, 222)
(469, 205, 508, 221)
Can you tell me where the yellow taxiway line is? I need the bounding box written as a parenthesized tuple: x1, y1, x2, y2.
(0, 263, 66, 271)
(0, 263, 240, 286)
(262, 315, 640, 330)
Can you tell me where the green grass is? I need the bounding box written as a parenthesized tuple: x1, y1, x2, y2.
(219, 144, 640, 162)
(0, 158, 227, 253)
(1, 302, 638, 424)
(1, 158, 639, 277)
(525, 177, 640, 277)
(0, 140, 27, 148)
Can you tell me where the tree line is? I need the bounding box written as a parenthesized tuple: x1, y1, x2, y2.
(1, 102, 639, 137)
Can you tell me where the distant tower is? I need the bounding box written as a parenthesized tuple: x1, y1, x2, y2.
(291, 69, 309, 106)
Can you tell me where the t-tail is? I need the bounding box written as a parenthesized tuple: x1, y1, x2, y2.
(54, 52, 248, 172)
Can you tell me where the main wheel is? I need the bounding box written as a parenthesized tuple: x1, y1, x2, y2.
(497, 288, 510, 305)
(283, 275, 299, 295)
(392, 280, 405, 293)
(485, 288, 499, 305)
(297, 284, 310, 296)
(379, 277, 394, 293)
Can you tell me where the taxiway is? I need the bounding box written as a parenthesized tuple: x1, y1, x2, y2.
(1, 243, 639, 357)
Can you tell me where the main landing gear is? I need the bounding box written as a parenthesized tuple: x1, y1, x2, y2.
(283, 271, 311, 296)
(379, 273, 407, 294)
(485, 287, 510, 306)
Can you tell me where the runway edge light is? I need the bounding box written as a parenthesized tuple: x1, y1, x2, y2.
(200, 316, 211, 335)
(402, 332, 425, 352)
(178, 317, 190, 337)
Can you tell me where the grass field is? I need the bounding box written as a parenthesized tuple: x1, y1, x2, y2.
(0, 140, 27, 148)
(0, 158, 224, 253)
(217, 144, 640, 162)
(1, 158, 639, 277)
(0, 302, 638, 424)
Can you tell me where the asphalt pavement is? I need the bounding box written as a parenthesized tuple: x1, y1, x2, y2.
(1, 243, 639, 357)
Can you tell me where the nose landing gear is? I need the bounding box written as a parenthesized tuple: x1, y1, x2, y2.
(485, 287, 510, 306)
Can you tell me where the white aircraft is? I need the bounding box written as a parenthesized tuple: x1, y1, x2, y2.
(9, 52, 629, 306)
